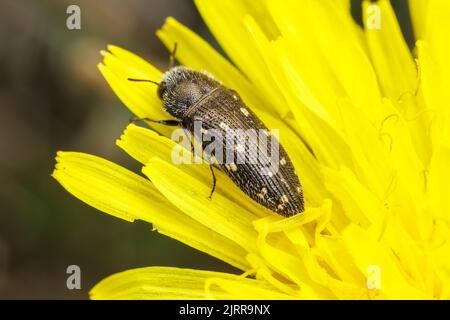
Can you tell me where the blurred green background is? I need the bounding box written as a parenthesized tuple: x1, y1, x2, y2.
(0, 0, 413, 299)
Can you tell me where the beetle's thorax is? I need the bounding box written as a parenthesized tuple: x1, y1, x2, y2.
(158, 66, 221, 119)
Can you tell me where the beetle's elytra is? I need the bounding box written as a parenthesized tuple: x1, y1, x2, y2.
(155, 66, 305, 217)
(131, 65, 304, 216)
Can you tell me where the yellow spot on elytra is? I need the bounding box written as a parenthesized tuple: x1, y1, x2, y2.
(236, 144, 245, 153)
(264, 171, 274, 177)
(219, 122, 229, 130)
(280, 157, 287, 165)
(226, 163, 237, 172)
(280, 195, 289, 203)
(240, 108, 249, 116)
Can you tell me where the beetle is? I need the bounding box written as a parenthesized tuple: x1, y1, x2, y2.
(128, 48, 304, 217)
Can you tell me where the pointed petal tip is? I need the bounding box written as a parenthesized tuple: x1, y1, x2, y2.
(54, 151, 66, 164)
(50, 170, 58, 180)
(157, 16, 177, 36)
(106, 44, 117, 52)
(164, 16, 177, 26)
(99, 49, 109, 57)
(117, 123, 136, 143)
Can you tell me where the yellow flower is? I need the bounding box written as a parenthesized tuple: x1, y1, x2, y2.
(52, 0, 450, 299)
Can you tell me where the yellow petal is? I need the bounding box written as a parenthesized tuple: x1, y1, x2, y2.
(306, 0, 381, 121)
(428, 145, 450, 221)
(409, 0, 429, 40)
(363, 0, 417, 100)
(156, 17, 265, 114)
(417, 41, 450, 147)
(99, 46, 175, 136)
(423, 0, 450, 81)
(205, 277, 294, 300)
(315, 235, 367, 293)
(143, 157, 261, 253)
(322, 166, 383, 230)
(117, 123, 176, 166)
(91, 267, 286, 299)
(254, 222, 333, 299)
(52, 151, 249, 270)
(419, 0, 450, 147)
(342, 224, 430, 299)
(266, 0, 342, 97)
(194, 0, 289, 117)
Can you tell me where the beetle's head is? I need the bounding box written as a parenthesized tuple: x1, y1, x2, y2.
(157, 66, 220, 119)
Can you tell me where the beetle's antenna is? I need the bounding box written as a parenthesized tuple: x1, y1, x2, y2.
(127, 78, 159, 85)
(168, 42, 178, 69)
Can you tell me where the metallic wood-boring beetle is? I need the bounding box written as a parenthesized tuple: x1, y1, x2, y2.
(129, 56, 304, 217)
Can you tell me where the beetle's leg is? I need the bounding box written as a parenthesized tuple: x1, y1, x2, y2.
(208, 164, 217, 199)
(182, 126, 215, 198)
(182, 127, 196, 159)
(129, 117, 180, 126)
(169, 42, 178, 69)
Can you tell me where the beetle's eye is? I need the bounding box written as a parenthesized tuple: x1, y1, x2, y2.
(157, 81, 167, 100)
